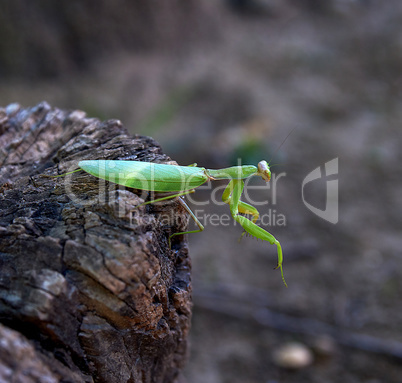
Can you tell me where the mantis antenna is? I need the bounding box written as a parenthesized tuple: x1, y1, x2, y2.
(267, 127, 296, 166)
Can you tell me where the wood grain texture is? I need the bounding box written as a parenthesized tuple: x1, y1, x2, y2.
(0, 102, 192, 383)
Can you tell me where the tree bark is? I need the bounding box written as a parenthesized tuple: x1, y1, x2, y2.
(0, 102, 192, 383)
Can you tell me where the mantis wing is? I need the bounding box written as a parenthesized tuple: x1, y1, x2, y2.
(79, 160, 208, 192)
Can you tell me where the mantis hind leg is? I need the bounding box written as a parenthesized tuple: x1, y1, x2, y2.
(136, 190, 203, 246)
(136, 189, 195, 207)
(42, 168, 82, 178)
(223, 179, 287, 287)
(168, 198, 204, 248)
(170, 198, 204, 240)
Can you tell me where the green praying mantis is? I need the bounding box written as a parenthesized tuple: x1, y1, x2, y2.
(68, 159, 287, 286)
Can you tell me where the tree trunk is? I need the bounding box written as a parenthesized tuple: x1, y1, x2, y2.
(0, 102, 192, 383)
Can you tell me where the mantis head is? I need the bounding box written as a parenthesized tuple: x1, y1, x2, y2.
(257, 160, 271, 181)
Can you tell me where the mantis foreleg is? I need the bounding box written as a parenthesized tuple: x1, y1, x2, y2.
(222, 180, 259, 223)
(222, 179, 259, 241)
(222, 179, 287, 287)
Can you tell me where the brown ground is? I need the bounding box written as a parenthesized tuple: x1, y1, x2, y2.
(1, 1, 402, 382)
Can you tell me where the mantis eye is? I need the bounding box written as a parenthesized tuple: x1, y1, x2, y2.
(257, 160, 271, 181)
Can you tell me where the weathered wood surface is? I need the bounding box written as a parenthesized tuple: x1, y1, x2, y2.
(0, 102, 192, 383)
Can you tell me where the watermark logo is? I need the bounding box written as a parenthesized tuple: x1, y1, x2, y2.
(301, 158, 338, 224)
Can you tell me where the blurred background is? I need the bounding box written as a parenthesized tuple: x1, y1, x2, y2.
(1, 1, 402, 382)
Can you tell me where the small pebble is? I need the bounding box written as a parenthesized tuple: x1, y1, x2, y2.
(272, 342, 313, 369)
